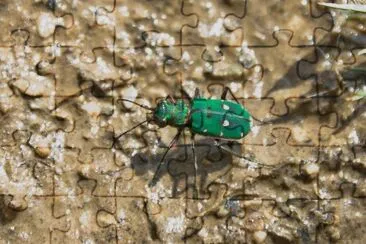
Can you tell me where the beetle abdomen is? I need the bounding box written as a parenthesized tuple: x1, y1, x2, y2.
(190, 98, 251, 139)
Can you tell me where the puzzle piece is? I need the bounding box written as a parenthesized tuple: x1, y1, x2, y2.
(36, 47, 129, 97)
(189, 212, 238, 243)
(297, 45, 349, 97)
(269, 97, 337, 146)
(187, 198, 277, 243)
(271, 199, 318, 243)
(320, 4, 366, 62)
(52, 180, 117, 243)
(317, 146, 354, 200)
(0, 108, 29, 147)
(244, 127, 319, 169)
(164, 46, 263, 97)
(319, 96, 365, 147)
(317, 144, 364, 200)
(0, 76, 63, 144)
(0, 129, 84, 212)
(148, 197, 193, 242)
(113, 46, 180, 101)
(181, 0, 245, 56)
(54, 93, 114, 164)
(0, 195, 69, 243)
(0, 1, 72, 47)
(240, 31, 316, 116)
(184, 184, 247, 242)
(79, 148, 124, 196)
(244, 160, 319, 201)
(0, 30, 56, 108)
(186, 183, 229, 218)
(52, 147, 82, 196)
(224, 0, 333, 46)
(96, 0, 196, 49)
(0, 131, 55, 205)
(53, 1, 115, 59)
(317, 183, 366, 242)
(115, 142, 180, 198)
(96, 197, 153, 242)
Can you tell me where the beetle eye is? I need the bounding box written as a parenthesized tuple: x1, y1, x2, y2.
(156, 119, 167, 127)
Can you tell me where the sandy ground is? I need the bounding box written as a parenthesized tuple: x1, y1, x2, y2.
(0, 0, 365, 243)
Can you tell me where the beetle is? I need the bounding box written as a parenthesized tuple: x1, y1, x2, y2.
(114, 87, 252, 188)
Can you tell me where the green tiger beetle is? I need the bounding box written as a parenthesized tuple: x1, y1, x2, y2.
(114, 87, 253, 188)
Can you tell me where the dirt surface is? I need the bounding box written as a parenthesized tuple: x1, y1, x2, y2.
(0, 0, 365, 243)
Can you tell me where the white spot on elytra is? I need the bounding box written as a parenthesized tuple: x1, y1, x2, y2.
(223, 104, 230, 110)
(223, 120, 230, 127)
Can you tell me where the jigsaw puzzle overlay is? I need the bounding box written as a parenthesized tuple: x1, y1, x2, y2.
(0, 0, 365, 243)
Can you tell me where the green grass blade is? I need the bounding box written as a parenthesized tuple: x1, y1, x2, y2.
(347, 67, 366, 73)
(318, 3, 366, 13)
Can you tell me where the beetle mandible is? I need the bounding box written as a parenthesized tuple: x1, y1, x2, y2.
(114, 86, 252, 187)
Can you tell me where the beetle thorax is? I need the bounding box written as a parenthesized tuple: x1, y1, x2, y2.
(153, 99, 189, 127)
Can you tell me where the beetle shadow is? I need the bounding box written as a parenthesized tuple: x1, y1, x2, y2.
(130, 137, 234, 198)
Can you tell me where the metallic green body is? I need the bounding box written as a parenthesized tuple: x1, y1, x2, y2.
(154, 98, 251, 140)
(154, 99, 190, 127)
(190, 98, 251, 139)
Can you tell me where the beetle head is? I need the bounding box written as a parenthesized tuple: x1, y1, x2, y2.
(151, 100, 171, 127)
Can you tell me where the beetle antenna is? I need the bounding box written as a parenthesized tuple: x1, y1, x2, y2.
(118, 98, 154, 111)
(113, 119, 149, 148)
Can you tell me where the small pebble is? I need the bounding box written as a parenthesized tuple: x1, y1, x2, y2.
(303, 163, 319, 178)
(121, 86, 138, 109)
(253, 231, 267, 243)
(37, 13, 58, 38)
(244, 212, 264, 232)
(97, 211, 116, 226)
(34, 146, 51, 158)
(8, 198, 27, 211)
(81, 101, 102, 117)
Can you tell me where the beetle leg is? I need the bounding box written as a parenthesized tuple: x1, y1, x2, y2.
(191, 133, 199, 198)
(194, 88, 200, 98)
(166, 95, 176, 104)
(221, 87, 240, 104)
(149, 129, 182, 187)
(180, 87, 193, 102)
